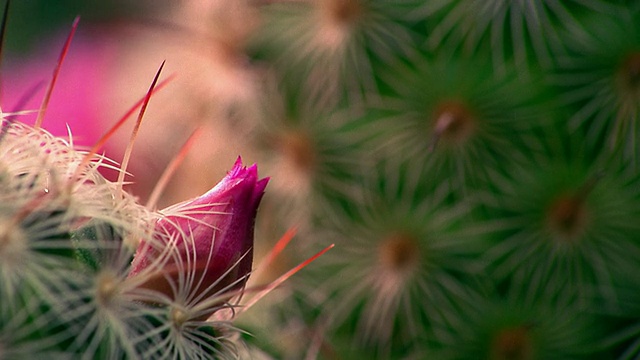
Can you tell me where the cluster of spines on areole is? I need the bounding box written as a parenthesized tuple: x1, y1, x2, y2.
(251, 0, 419, 109)
(1, 117, 134, 356)
(280, 159, 491, 358)
(241, 1, 640, 359)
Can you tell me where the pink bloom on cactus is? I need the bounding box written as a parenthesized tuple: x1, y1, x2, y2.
(129, 157, 268, 303)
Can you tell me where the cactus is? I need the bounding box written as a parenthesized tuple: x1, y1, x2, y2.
(0, 112, 270, 358)
(0, 13, 272, 357)
(5, 1, 640, 359)
(241, 1, 640, 359)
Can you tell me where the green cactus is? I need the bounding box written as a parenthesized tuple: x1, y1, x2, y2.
(0, 117, 263, 359)
(5, 0, 640, 359)
(241, 0, 640, 359)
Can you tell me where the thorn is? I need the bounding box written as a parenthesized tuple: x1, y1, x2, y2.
(12, 190, 53, 226)
(146, 125, 203, 210)
(71, 73, 175, 184)
(0, 0, 9, 59)
(262, 226, 298, 267)
(574, 169, 605, 201)
(429, 111, 456, 153)
(34, 16, 80, 129)
(8, 80, 46, 115)
(239, 243, 335, 314)
(65, 123, 74, 147)
(0, 80, 45, 144)
(427, 133, 440, 153)
(0, 0, 11, 105)
(249, 226, 298, 282)
(116, 60, 166, 198)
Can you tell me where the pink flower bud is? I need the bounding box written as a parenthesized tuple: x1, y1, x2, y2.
(129, 157, 268, 303)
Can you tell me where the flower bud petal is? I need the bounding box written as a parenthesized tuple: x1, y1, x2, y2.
(129, 157, 268, 303)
